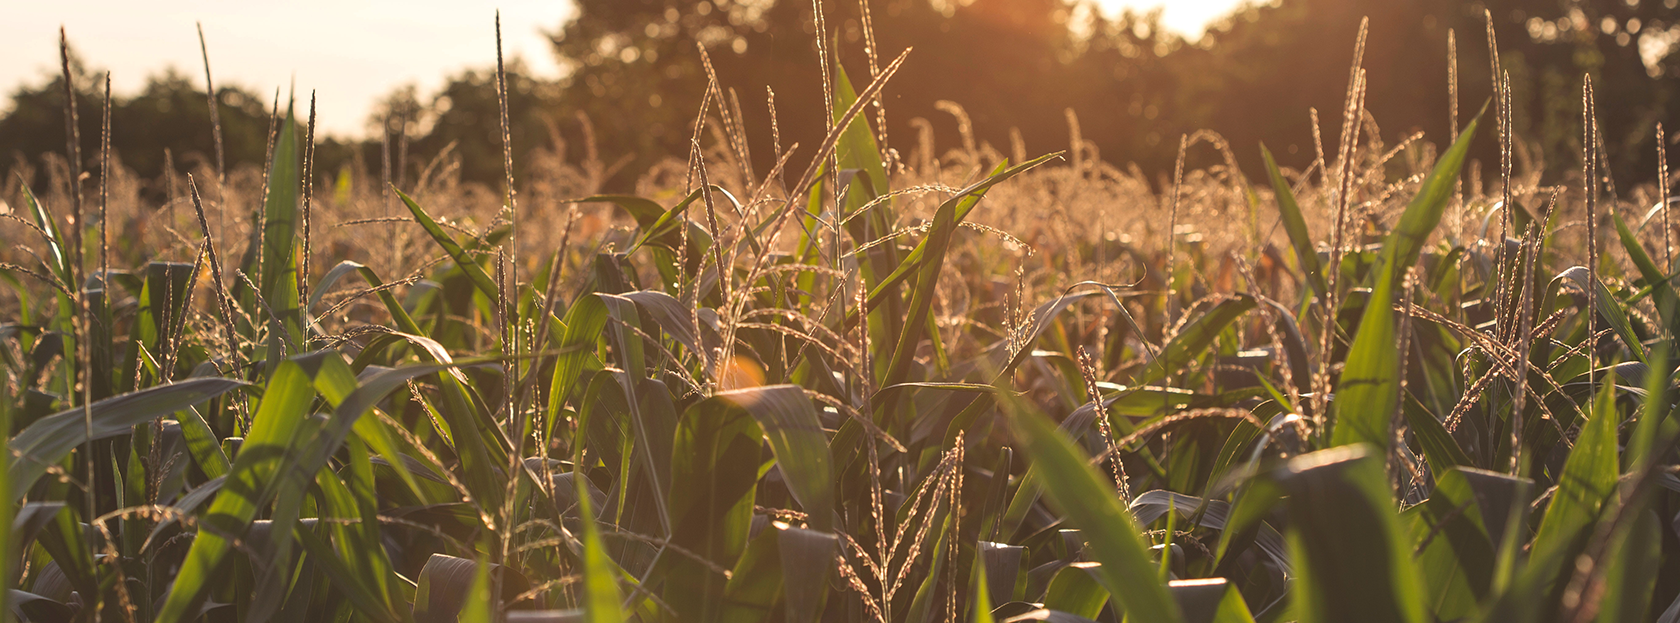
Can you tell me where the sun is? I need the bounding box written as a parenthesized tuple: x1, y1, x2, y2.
(1089, 0, 1262, 38)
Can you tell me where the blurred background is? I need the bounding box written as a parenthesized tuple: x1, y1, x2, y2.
(3, 0, 1678, 198)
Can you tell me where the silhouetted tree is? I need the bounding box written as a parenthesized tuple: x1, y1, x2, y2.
(7, 0, 1676, 195)
(0, 49, 273, 200)
(1184, 0, 1679, 183)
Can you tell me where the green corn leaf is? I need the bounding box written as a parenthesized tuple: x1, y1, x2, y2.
(941, 291, 1102, 455)
(717, 524, 782, 623)
(1129, 490, 1289, 574)
(1594, 509, 1663, 623)
(1528, 369, 1621, 576)
(878, 159, 1005, 414)
(291, 524, 398, 623)
(1168, 578, 1257, 623)
(1275, 445, 1426, 623)
(1331, 109, 1483, 449)
(36, 504, 97, 607)
(577, 470, 624, 623)
(1408, 468, 1503, 620)
(9, 590, 72, 623)
(616, 290, 712, 360)
(159, 351, 482, 623)
(174, 406, 231, 479)
(1613, 211, 1680, 332)
(904, 510, 951, 623)
(8, 377, 246, 502)
(18, 183, 72, 292)
(1042, 563, 1109, 620)
(257, 98, 303, 346)
(1486, 370, 1620, 623)
(345, 261, 509, 505)
(414, 554, 490, 623)
(976, 448, 1013, 542)
(1261, 143, 1328, 296)
(1399, 393, 1471, 475)
(778, 525, 837, 623)
(1559, 266, 1648, 362)
(155, 358, 319, 623)
(978, 542, 1023, 605)
(571, 189, 717, 261)
(833, 65, 890, 207)
(1006, 395, 1185, 623)
(973, 551, 997, 623)
(546, 293, 608, 440)
(659, 394, 763, 621)
(395, 187, 500, 300)
(460, 558, 495, 623)
(717, 385, 834, 532)
(862, 154, 1061, 313)
(340, 436, 403, 615)
(1132, 294, 1258, 386)
(301, 464, 401, 623)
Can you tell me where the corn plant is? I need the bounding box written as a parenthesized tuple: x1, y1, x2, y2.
(3, 11, 1680, 623)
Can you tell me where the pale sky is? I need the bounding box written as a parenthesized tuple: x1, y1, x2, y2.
(3, 0, 1249, 138)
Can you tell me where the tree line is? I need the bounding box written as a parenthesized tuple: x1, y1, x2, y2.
(3, 0, 1677, 199)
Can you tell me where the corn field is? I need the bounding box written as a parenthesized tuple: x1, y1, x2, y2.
(3, 12, 1680, 623)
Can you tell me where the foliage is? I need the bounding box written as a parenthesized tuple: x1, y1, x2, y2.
(5, 4, 1680, 623)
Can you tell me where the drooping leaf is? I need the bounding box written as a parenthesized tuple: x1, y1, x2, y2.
(779, 526, 837, 623)
(1168, 578, 1257, 623)
(8, 377, 245, 501)
(717, 522, 783, 623)
(1132, 294, 1258, 386)
(1041, 563, 1109, 620)
(1274, 445, 1426, 623)
(395, 187, 500, 300)
(1559, 265, 1648, 362)
(414, 554, 494, 623)
(718, 385, 834, 532)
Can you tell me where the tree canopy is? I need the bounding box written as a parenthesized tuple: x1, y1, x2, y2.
(3, 0, 1677, 192)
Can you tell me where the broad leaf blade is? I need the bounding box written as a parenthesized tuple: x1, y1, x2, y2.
(1332, 110, 1483, 448)
(1006, 398, 1184, 623)
(1132, 294, 1257, 386)
(9, 378, 245, 501)
(1275, 445, 1426, 623)
(718, 385, 834, 532)
(660, 396, 763, 621)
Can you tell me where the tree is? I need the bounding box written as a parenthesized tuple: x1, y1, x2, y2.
(1190, 0, 1680, 184)
(0, 47, 273, 201)
(545, 0, 1117, 182)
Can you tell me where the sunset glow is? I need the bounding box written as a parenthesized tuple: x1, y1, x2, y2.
(3, 0, 1252, 137)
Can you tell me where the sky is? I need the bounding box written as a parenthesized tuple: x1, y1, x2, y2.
(4, 0, 1249, 138)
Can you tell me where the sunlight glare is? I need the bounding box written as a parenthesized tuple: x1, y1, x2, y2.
(1091, 0, 1260, 38)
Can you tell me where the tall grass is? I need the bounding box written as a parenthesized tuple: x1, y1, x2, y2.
(2, 9, 1679, 623)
